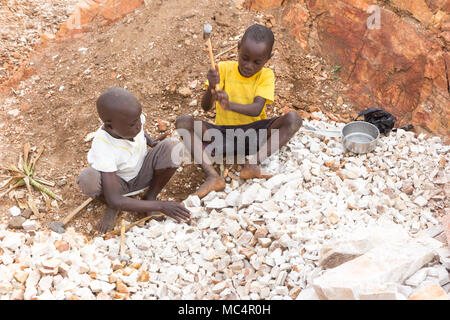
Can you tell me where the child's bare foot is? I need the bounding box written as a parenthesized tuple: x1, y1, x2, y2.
(240, 164, 272, 180)
(194, 175, 226, 198)
(97, 206, 118, 233)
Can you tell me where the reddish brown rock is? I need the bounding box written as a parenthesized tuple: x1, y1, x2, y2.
(245, 0, 283, 11)
(56, 0, 144, 39)
(247, 0, 450, 139)
(390, 0, 434, 25)
(281, 1, 310, 50)
(101, 0, 144, 23)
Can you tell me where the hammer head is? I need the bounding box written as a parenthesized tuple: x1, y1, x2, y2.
(203, 24, 212, 40)
(49, 221, 65, 233)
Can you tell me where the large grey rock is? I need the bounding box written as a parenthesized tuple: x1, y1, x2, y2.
(313, 238, 441, 300)
(319, 220, 410, 269)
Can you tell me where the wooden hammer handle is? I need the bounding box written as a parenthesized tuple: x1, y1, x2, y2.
(206, 38, 220, 91)
(62, 197, 93, 225)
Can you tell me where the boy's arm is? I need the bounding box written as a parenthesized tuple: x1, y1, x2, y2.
(201, 66, 221, 112)
(101, 172, 191, 223)
(144, 132, 157, 147)
(216, 91, 266, 117)
(145, 131, 169, 148)
(201, 86, 216, 112)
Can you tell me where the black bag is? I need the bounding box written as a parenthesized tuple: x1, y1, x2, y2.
(355, 108, 396, 135)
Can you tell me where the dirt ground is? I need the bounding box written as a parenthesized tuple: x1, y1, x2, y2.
(0, 0, 355, 237)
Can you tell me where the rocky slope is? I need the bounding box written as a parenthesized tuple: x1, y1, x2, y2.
(246, 0, 450, 140)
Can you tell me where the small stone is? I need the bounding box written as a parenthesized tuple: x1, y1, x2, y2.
(254, 227, 269, 239)
(205, 198, 228, 209)
(157, 119, 168, 132)
(116, 280, 129, 294)
(138, 270, 149, 282)
(9, 206, 21, 216)
(183, 195, 201, 208)
(414, 196, 428, 207)
(258, 238, 272, 248)
(14, 271, 29, 284)
(408, 284, 448, 300)
(54, 240, 70, 252)
(8, 216, 25, 229)
(21, 209, 33, 219)
(178, 87, 192, 97)
(212, 281, 227, 294)
(22, 220, 37, 231)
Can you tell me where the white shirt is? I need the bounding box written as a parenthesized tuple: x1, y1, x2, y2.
(87, 114, 147, 182)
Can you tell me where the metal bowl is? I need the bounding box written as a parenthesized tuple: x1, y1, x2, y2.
(342, 121, 380, 154)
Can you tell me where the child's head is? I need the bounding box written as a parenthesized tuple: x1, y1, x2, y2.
(96, 87, 142, 140)
(237, 24, 274, 78)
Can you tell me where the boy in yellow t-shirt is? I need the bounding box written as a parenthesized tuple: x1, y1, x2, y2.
(175, 24, 303, 198)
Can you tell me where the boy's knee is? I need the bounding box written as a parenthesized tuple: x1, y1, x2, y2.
(154, 137, 182, 168)
(158, 137, 180, 150)
(77, 167, 102, 198)
(175, 115, 194, 131)
(285, 111, 303, 133)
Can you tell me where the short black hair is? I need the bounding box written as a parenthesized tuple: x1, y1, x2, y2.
(241, 24, 275, 54)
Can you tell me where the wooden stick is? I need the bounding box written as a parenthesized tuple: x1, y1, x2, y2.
(106, 214, 164, 237)
(206, 38, 219, 91)
(62, 198, 93, 225)
(119, 219, 126, 257)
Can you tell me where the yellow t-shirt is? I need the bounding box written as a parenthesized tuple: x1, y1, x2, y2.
(206, 61, 275, 126)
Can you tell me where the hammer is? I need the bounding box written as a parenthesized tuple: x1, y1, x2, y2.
(48, 189, 149, 234)
(48, 198, 93, 233)
(203, 23, 219, 91)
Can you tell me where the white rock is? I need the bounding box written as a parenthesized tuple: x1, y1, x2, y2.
(205, 198, 228, 209)
(9, 206, 21, 216)
(225, 190, 241, 207)
(90, 280, 115, 294)
(414, 196, 428, 207)
(38, 276, 53, 292)
(297, 287, 321, 300)
(258, 238, 272, 248)
(309, 141, 321, 154)
(313, 238, 440, 300)
(212, 281, 227, 294)
(22, 220, 37, 231)
(183, 195, 201, 207)
(2, 232, 23, 251)
(405, 268, 429, 287)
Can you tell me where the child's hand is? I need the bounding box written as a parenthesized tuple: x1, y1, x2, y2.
(159, 201, 191, 223)
(216, 90, 230, 110)
(207, 65, 220, 92)
(146, 132, 169, 147)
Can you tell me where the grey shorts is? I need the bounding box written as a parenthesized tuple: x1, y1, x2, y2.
(77, 138, 179, 198)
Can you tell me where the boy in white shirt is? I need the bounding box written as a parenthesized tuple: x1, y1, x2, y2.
(77, 87, 191, 233)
